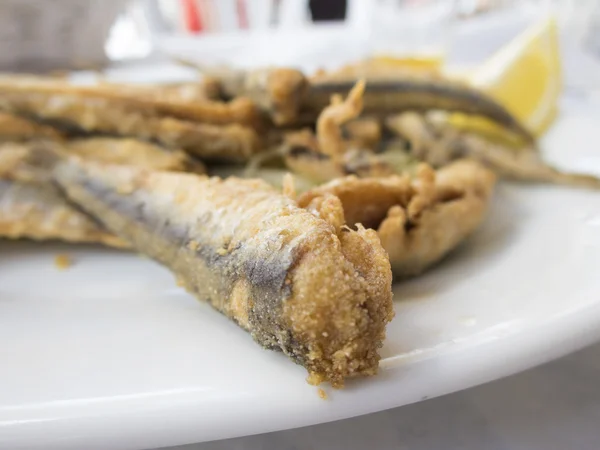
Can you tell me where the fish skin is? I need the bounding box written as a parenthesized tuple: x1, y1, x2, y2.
(51, 157, 394, 386)
(0, 112, 63, 141)
(387, 111, 600, 189)
(0, 179, 126, 247)
(170, 60, 308, 126)
(0, 76, 262, 127)
(63, 138, 206, 174)
(304, 79, 536, 145)
(0, 138, 204, 246)
(0, 89, 262, 163)
(178, 60, 530, 143)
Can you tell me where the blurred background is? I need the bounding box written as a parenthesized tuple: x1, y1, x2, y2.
(0, 0, 599, 86)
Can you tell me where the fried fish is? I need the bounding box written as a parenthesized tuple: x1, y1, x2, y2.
(387, 112, 600, 189)
(0, 138, 204, 246)
(0, 112, 63, 141)
(180, 60, 533, 143)
(63, 137, 206, 173)
(279, 81, 414, 183)
(304, 64, 535, 145)
(0, 78, 262, 162)
(0, 179, 125, 247)
(47, 155, 394, 386)
(171, 60, 308, 126)
(299, 160, 496, 277)
(0, 75, 261, 126)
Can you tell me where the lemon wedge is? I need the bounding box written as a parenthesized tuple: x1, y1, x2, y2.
(468, 16, 562, 137)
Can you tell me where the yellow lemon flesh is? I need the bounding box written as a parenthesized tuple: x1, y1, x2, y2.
(463, 16, 562, 138)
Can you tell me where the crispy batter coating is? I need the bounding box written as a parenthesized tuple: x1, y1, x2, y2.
(316, 81, 365, 158)
(387, 112, 600, 189)
(386, 112, 456, 167)
(0, 77, 264, 162)
(0, 76, 261, 126)
(173, 61, 307, 125)
(0, 179, 125, 247)
(281, 83, 399, 183)
(64, 138, 206, 173)
(0, 138, 204, 246)
(282, 129, 346, 182)
(50, 157, 394, 386)
(97, 79, 223, 103)
(0, 89, 261, 162)
(0, 112, 63, 141)
(305, 72, 535, 145)
(174, 60, 533, 142)
(284, 145, 397, 184)
(245, 68, 308, 125)
(299, 160, 496, 277)
(344, 117, 382, 150)
(0, 139, 204, 182)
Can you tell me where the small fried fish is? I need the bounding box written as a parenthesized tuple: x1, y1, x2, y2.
(48, 156, 394, 386)
(299, 160, 496, 277)
(0, 179, 125, 247)
(0, 112, 63, 141)
(0, 138, 204, 246)
(304, 76, 535, 145)
(0, 77, 262, 162)
(387, 112, 600, 189)
(0, 75, 261, 126)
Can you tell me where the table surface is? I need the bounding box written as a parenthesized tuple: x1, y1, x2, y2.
(165, 342, 600, 450)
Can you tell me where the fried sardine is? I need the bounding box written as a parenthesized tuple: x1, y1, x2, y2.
(0, 77, 262, 162)
(0, 179, 125, 247)
(181, 60, 533, 143)
(0, 138, 204, 246)
(387, 112, 600, 189)
(299, 160, 496, 277)
(0, 112, 64, 141)
(47, 155, 394, 386)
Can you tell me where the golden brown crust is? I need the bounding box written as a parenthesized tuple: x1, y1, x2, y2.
(0, 76, 262, 127)
(0, 112, 63, 141)
(344, 117, 382, 150)
(64, 138, 206, 173)
(305, 74, 535, 145)
(51, 159, 394, 386)
(386, 112, 600, 189)
(0, 179, 127, 247)
(0, 88, 262, 162)
(281, 82, 398, 183)
(96, 80, 223, 103)
(157, 119, 261, 162)
(173, 63, 308, 125)
(316, 81, 365, 158)
(0, 139, 205, 183)
(0, 138, 205, 247)
(263, 68, 308, 125)
(299, 160, 497, 277)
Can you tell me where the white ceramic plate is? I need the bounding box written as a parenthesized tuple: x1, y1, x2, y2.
(1, 96, 599, 450)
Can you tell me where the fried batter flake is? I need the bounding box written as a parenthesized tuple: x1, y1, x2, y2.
(300, 160, 497, 277)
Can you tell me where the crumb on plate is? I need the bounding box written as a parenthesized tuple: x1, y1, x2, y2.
(318, 388, 328, 400)
(54, 253, 73, 270)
